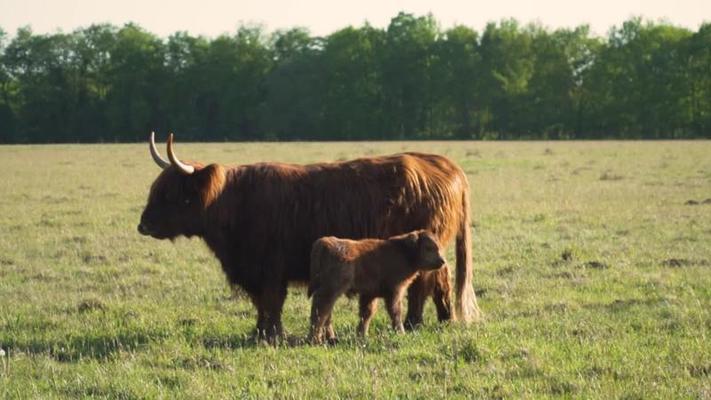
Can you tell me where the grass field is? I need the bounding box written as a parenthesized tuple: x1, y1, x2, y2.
(1, 141, 710, 399)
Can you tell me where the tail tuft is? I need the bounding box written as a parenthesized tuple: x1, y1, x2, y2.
(454, 178, 481, 323)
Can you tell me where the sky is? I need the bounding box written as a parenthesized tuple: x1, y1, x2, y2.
(1, 0, 709, 38)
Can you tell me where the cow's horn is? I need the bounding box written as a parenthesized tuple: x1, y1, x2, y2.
(166, 133, 195, 175)
(149, 131, 170, 169)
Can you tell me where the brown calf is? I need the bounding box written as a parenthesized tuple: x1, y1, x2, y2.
(308, 230, 446, 344)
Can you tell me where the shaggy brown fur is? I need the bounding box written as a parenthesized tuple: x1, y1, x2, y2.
(308, 231, 445, 344)
(139, 138, 480, 341)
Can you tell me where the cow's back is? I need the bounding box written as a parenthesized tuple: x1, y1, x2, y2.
(211, 153, 467, 289)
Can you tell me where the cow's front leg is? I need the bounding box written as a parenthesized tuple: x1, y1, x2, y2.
(255, 283, 287, 343)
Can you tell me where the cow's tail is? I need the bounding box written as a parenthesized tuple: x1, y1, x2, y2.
(307, 240, 324, 298)
(455, 181, 481, 323)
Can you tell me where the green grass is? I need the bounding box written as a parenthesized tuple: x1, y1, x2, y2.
(1, 141, 710, 399)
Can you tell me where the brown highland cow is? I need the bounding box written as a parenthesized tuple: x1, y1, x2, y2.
(138, 132, 480, 341)
(308, 230, 446, 344)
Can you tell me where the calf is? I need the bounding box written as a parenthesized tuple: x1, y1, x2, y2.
(308, 230, 446, 344)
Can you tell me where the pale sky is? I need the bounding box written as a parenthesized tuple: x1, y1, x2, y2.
(1, 0, 709, 38)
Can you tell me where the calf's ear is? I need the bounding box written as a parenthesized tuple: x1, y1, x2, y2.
(417, 231, 438, 248)
(402, 231, 419, 247)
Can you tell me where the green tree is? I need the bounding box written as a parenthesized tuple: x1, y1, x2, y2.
(0, 27, 17, 142)
(381, 12, 439, 138)
(105, 23, 167, 141)
(320, 25, 385, 139)
(686, 23, 711, 137)
(585, 19, 692, 138)
(431, 25, 481, 138)
(262, 28, 324, 139)
(478, 20, 535, 137)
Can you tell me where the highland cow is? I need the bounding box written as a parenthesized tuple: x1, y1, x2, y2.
(138, 132, 479, 341)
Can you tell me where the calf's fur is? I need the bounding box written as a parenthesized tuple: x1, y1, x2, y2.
(308, 230, 445, 344)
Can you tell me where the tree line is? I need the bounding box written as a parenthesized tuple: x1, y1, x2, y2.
(0, 12, 709, 143)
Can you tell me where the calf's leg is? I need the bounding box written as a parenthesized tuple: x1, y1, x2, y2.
(309, 290, 338, 345)
(357, 295, 378, 337)
(386, 291, 406, 333)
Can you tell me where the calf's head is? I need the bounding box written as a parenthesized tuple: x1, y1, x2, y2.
(397, 230, 446, 271)
(138, 132, 225, 240)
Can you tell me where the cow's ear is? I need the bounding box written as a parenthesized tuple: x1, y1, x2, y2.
(192, 164, 226, 207)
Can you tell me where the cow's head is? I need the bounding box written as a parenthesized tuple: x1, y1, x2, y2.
(137, 132, 225, 240)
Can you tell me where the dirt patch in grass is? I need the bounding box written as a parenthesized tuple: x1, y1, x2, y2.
(172, 354, 233, 371)
(580, 261, 609, 270)
(688, 364, 711, 377)
(599, 171, 624, 181)
(661, 258, 709, 268)
(77, 298, 107, 313)
(583, 297, 668, 313)
(550, 271, 576, 280)
(474, 287, 489, 298)
(81, 253, 109, 265)
(686, 198, 711, 205)
(465, 149, 481, 158)
(571, 166, 592, 175)
(551, 249, 576, 267)
(496, 265, 516, 276)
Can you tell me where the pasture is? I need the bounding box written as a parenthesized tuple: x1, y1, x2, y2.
(0, 141, 710, 399)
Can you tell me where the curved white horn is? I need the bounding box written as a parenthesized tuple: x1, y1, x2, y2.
(149, 131, 170, 169)
(166, 133, 195, 175)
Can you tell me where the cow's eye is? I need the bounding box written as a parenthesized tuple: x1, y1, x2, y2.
(183, 198, 191, 205)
